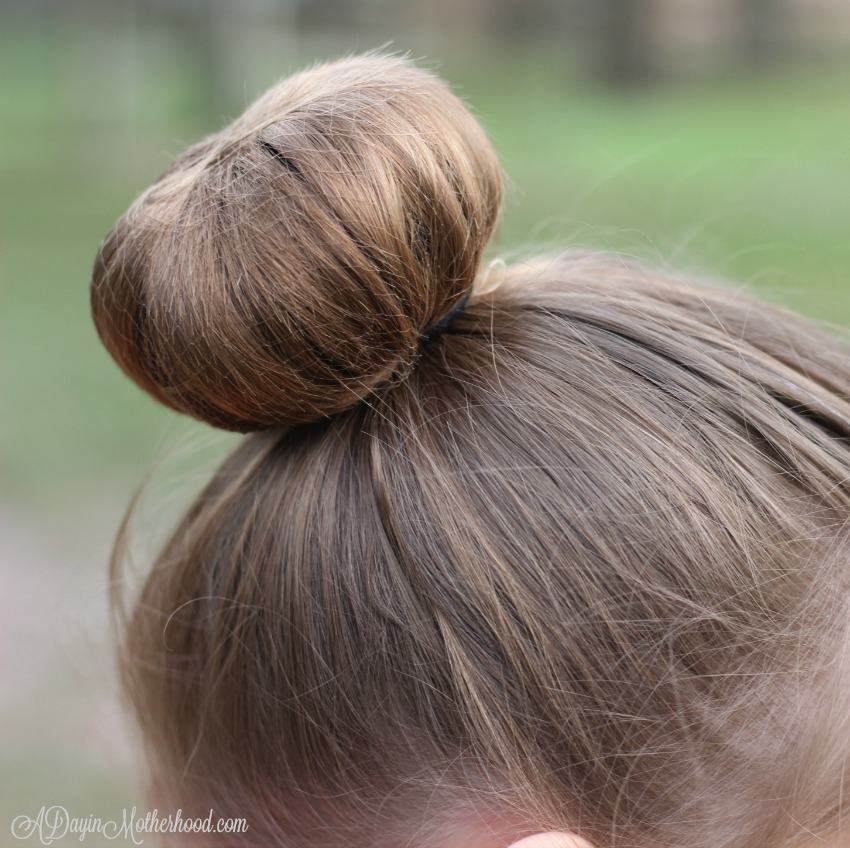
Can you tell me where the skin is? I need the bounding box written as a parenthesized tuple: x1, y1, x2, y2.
(441, 821, 848, 848)
(502, 832, 846, 848)
(507, 835, 593, 848)
(438, 813, 592, 848)
(503, 832, 848, 848)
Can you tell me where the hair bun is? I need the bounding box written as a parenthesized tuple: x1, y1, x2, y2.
(91, 54, 503, 431)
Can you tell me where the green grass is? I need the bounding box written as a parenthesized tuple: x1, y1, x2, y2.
(4, 29, 850, 513)
(461, 54, 850, 308)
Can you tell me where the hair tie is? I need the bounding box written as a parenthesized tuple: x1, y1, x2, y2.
(419, 289, 473, 346)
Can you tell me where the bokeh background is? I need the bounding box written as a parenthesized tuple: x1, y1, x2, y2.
(4, 1, 850, 844)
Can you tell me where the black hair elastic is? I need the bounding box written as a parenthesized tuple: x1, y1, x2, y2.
(419, 289, 473, 346)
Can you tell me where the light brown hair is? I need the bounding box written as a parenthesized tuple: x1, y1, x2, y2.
(92, 54, 850, 848)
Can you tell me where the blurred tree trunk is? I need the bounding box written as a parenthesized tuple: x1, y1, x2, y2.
(195, 1, 221, 123)
(150, 0, 223, 126)
(172, 0, 298, 125)
(596, 0, 654, 89)
(738, 0, 784, 69)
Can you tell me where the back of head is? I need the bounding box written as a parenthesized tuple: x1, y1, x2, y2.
(92, 54, 850, 848)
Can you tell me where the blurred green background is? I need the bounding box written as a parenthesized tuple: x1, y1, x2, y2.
(3, 0, 850, 844)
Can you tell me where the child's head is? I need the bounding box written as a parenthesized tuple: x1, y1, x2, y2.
(92, 54, 850, 848)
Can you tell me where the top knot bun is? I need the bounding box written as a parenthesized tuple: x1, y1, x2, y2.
(90, 53, 503, 432)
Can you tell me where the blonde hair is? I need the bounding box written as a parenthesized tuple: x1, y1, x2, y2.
(92, 54, 850, 848)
